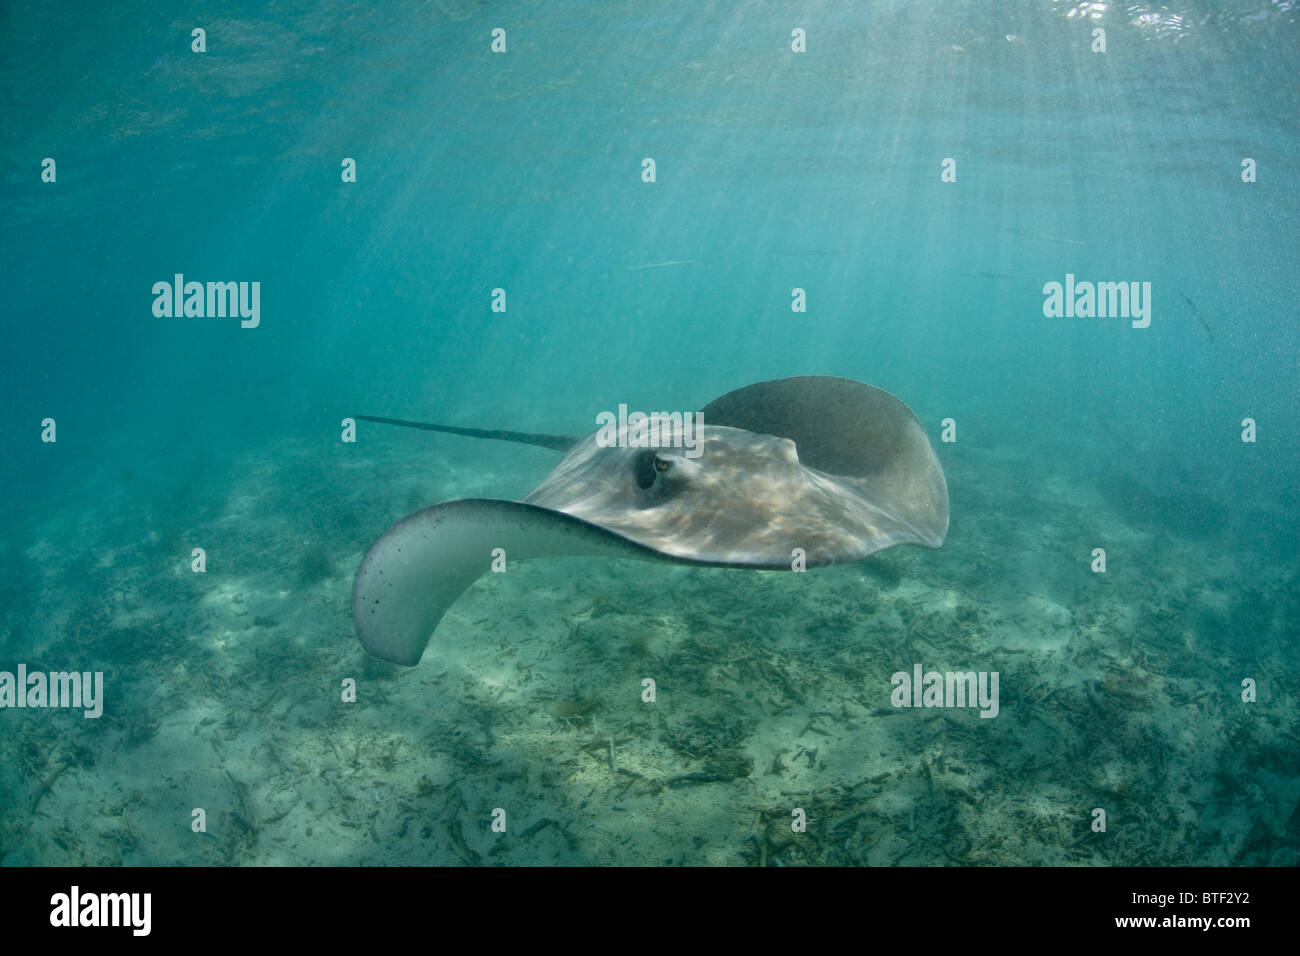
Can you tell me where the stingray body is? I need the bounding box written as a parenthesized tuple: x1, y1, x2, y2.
(353, 376, 948, 665)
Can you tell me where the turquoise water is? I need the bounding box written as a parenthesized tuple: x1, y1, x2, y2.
(1, 1, 1297, 865)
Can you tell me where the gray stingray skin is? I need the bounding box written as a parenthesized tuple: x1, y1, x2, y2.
(353, 376, 948, 665)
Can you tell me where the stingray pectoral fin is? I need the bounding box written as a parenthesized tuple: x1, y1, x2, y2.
(352, 498, 662, 665)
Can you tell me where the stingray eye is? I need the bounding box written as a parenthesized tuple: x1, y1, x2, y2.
(654, 456, 671, 473)
(633, 449, 657, 489)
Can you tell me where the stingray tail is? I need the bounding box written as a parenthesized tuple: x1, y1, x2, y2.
(354, 414, 576, 452)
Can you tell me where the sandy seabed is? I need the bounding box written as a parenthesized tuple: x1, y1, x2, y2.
(1, 432, 1296, 866)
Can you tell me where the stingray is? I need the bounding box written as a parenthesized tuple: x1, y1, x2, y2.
(352, 376, 949, 665)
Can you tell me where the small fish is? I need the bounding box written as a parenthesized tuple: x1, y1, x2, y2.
(1179, 290, 1215, 342)
(625, 259, 694, 271)
(768, 249, 848, 256)
(1000, 227, 1089, 247)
